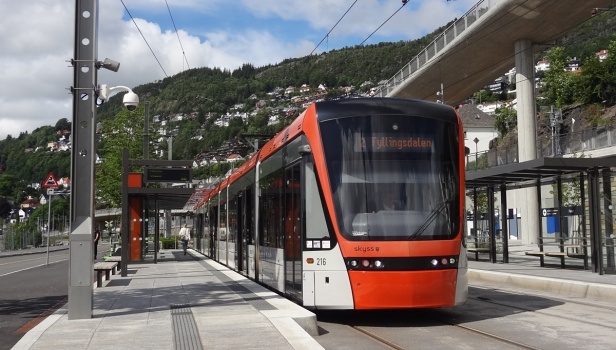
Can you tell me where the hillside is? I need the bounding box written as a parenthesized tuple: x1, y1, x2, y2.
(2, 11, 616, 196)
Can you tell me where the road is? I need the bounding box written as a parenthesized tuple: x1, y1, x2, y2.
(0, 249, 68, 350)
(0, 244, 109, 350)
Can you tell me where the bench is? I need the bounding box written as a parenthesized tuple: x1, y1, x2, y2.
(104, 256, 122, 269)
(467, 247, 490, 260)
(467, 230, 491, 261)
(525, 236, 588, 269)
(94, 261, 119, 287)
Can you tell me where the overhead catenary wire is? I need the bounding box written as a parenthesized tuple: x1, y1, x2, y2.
(309, 0, 359, 55)
(165, 0, 191, 70)
(359, 0, 408, 46)
(119, 0, 169, 78)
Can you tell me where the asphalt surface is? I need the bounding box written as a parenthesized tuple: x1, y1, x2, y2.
(0, 244, 111, 350)
(0, 253, 68, 350)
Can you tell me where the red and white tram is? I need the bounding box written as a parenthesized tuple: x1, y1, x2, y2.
(193, 97, 468, 309)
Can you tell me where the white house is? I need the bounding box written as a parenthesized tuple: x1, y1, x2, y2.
(457, 104, 499, 165)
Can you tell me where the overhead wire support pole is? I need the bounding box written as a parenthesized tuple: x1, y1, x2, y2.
(69, 0, 97, 319)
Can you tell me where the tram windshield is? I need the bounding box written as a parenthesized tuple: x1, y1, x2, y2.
(320, 114, 460, 241)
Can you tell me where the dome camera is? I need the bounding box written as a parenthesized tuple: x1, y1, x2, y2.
(97, 84, 139, 110)
(123, 91, 139, 111)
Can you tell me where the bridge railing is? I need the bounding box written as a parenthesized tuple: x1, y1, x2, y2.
(467, 126, 616, 171)
(377, 0, 507, 97)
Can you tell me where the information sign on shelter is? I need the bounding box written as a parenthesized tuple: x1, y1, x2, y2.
(42, 172, 60, 189)
(144, 168, 192, 182)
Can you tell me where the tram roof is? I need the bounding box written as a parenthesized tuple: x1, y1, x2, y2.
(465, 156, 616, 189)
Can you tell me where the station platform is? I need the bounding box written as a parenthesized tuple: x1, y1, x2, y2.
(11, 247, 616, 350)
(12, 250, 323, 350)
(466, 243, 616, 303)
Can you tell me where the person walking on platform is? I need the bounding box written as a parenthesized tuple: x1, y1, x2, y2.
(179, 224, 191, 255)
(93, 229, 101, 260)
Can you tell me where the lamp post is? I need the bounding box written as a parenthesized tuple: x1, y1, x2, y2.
(436, 83, 444, 104)
(46, 190, 53, 265)
(474, 137, 479, 170)
(70, 0, 138, 318)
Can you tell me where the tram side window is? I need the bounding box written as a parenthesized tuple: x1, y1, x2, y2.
(259, 169, 284, 248)
(228, 194, 238, 243)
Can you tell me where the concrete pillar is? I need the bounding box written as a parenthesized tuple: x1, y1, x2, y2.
(515, 38, 539, 244)
(515, 38, 536, 162)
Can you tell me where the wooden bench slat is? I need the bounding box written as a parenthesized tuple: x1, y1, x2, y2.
(525, 251, 546, 256)
(467, 248, 490, 252)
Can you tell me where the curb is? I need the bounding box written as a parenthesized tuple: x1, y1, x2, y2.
(468, 269, 616, 303)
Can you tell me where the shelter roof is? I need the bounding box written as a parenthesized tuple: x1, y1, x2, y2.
(466, 156, 616, 189)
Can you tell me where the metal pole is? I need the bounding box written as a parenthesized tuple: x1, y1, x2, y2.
(474, 137, 479, 170)
(69, 0, 97, 319)
(165, 135, 173, 239)
(144, 101, 150, 160)
(46, 192, 51, 265)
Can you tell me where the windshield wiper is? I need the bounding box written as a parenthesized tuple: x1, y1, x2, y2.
(408, 200, 452, 240)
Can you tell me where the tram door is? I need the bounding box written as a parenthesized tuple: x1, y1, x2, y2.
(284, 163, 302, 299)
(209, 206, 218, 259)
(236, 192, 245, 274)
(242, 188, 253, 276)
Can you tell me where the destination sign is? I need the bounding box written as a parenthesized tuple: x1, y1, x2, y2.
(145, 168, 192, 182)
(355, 133, 434, 152)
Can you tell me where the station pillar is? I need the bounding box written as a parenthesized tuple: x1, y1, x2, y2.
(515, 38, 540, 243)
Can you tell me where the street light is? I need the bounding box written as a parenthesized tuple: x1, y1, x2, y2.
(436, 83, 444, 104)
(473, 137, 479, 170)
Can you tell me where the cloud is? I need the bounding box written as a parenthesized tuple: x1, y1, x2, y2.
(0, 0, 474, 140)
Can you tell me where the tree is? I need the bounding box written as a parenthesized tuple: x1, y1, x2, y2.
(28, 196, 70, 232)
(96, 105, 148, 207)
(542, 47, 577, 107)
(494, 106, 517, 137)
(0, 197, 11, 218)
(0, 174, 16, 197)
(473, 89, 498, 104)
(54, 118, 71, 131)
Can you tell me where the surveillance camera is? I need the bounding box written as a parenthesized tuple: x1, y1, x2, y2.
(123, 91, 139, 111)
(98, 58, 120, 72)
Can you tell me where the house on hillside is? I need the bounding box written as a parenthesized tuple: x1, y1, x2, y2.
(596, 49, 608, 62)
(475, 102, 505, 115)
(535, 60, 550, 72)
(226, 154, 244, 164)
(457, 104, 498, 165)
(20, 196, 39, 210)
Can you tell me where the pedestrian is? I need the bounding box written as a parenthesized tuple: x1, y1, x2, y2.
(93, 229, 101, 260)
(179, 224, 191, 255)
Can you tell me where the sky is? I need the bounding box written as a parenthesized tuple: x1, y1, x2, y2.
(0, 0, 478, 141)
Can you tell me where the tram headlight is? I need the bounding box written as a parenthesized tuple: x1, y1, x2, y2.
(374, 260, 383, 268)
(361, 259, 370, 268)
(441, 258, 449, 265)
(349, 260, 358, 267)
(449, 258, 456, 264)
(431, 259, 438, 266)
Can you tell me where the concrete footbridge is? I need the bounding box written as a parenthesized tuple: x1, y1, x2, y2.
(380, 0, 614, 105)
(379, 0, 615, 246)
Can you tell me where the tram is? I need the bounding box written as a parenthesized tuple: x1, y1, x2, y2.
(193, 97, 468, 309)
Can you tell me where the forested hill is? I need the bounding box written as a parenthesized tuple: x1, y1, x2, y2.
(2, 11, 616, 189)
(95, 20, 451, 122)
